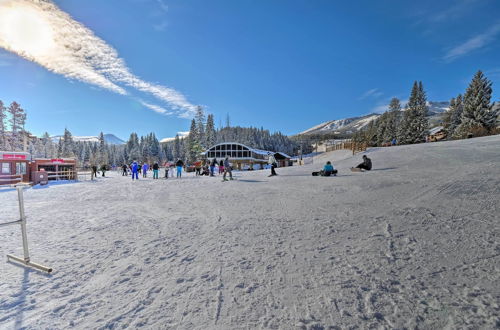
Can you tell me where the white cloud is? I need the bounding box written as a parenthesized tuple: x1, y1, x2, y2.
(0, 0, 197, 118)
(359, 88, 383, 100)
(443, 22, 500, 62)
(156, 0, 168, 13)
(139, 100, 173, 115)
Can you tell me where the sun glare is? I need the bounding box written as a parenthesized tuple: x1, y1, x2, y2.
(0, 2, 55, 57)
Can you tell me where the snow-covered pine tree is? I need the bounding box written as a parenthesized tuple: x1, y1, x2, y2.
(376, 112, 388, 146)
(126, 133, 141, 162)
(397, 81, 429, 144)
(205, 114, 216, 147)
(61, 128, 75, 157)
(0, 100, 7, 150)
(195, 106, 206, 148)
(7, 101, 26, 151)
(384, 98, 400, 142)
(456, 71, 494, 137)
(98, 132, 108, 165)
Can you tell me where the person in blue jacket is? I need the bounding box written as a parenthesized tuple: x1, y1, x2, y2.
(322, 161, 337, 176)
(131, 161, 139, 180)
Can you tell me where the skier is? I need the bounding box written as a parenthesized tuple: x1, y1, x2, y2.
(131, 161, 139, 180)
(91, 165, 98, 180)
(122, 164, 128, 176)
(176, 159, 184, 178)
(210, 158, 217, 176)
(354, 155, 372, 171)
(222, 156, 233, 181)
(100, 164, 107, 177)
(152, 162, 159, 179)
(268, 153, 278, 177)
(219, 159, 224, 175)
(142, 163, 149, 178)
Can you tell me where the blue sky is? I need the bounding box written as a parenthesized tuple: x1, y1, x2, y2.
(0, 0, 499, 140)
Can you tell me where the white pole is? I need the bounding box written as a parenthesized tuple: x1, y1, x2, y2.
(17, 186, 30, 262)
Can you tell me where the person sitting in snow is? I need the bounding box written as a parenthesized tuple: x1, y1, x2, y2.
(355, 155, 372, 171)
(321, 161, 337, 176)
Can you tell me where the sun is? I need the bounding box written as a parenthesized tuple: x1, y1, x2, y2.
(0, 2, 56, 57)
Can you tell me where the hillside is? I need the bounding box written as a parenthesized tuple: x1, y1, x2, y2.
(300, 101, 450, 136)
(50, 133, 125, 145)
(0, 135, 499, 329)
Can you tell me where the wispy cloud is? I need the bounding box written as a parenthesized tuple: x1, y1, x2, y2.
(443, 22, 500, 62)
(156, 0, 168, 13)
(428, 0, 482, 23)
(139, 100, 173, 115)
(0, 0, 197, 118)
(154, 20, 168, 32)
(359, 88, 383, 100)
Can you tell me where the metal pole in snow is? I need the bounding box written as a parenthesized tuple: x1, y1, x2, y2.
(17, 186, 30, 263)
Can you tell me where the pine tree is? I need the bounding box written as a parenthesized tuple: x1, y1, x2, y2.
(126, 133, 141, 162)
(0, 100, 7, 150)
(397, 81, 429, 144)
(384, 98, 400, 142)
(173, 134, 181, 160)
(205, 114, 216, 147)
(195, 106, 206, 148)
(7, 101, 26, 151)
(98, 132, 108, 165)
(187, 119, 202, 162)
(61, 128, 75, 157)
(456, 71, 496, 136)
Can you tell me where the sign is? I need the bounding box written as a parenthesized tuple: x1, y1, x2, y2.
(2, 154, 27, 160)
(51, 159, 64, 164)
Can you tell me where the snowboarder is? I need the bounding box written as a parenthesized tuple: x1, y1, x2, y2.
(131, 161, 139, 180)
(210, 158, 217, 176)
(122, 164, 128, 176)
(268, 153, 278, 177)
(142, 163, 149, 178)
(353, 155, 372, 171)
(91, 165, 98, 180)
(152, 162, 159, 179)
(176, 159, 184, 178)
(222, 157, 233, 181)
(312, 161, 338, 176)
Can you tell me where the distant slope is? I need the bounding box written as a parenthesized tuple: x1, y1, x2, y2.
(51, 134, 125, 145)
(300, 101, 450, 136)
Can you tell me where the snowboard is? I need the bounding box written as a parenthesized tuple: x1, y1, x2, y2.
(350, 167, 364, 172)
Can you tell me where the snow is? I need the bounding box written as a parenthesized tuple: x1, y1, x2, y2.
(1, 135, 500, 329)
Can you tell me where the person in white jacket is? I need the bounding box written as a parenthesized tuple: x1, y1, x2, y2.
(268, 153, 277, 177)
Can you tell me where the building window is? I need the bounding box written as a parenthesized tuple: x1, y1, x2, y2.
(221, 144, 226, 151)
(16, 162, 27, 175)
(216, 145, 220, 150)
(1, 162, 10, 174)
(216, 152, 221, 158)
(237, 151, 242, 158)
(237, 145, 242, 150)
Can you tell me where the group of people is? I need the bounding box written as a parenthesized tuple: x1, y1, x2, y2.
(123, 161, 161, 180)
(314, 155, 372, 176)
(90, 164, 109, 180)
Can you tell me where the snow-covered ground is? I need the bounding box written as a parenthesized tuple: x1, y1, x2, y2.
(1, 135, 499, 329)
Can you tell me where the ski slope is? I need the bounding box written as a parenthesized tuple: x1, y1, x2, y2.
(1, 135, 499, 329)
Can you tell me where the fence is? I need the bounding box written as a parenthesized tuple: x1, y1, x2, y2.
(44, 170, 77, 181)
(326, 140, 367, 155)
(0, 174, 23, 186)
(0, 185, 52, 273)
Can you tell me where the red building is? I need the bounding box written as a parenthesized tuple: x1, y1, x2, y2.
(0, 151, 31, 185)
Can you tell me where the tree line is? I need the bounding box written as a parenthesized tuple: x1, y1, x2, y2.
(353, 70, 499, 147)
(0, 101, 27, 151)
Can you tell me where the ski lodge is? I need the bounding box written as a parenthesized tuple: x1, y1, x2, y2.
(202, 142, 291, 170)
(0, 150, 77, 186)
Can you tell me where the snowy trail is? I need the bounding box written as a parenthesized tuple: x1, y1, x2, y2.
(1, 136, 499, 329)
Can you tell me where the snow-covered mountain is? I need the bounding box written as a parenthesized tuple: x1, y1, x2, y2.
(299, 114, 380, 135)
(51, 134, 125, 145)
(300, 101, 450, 136)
